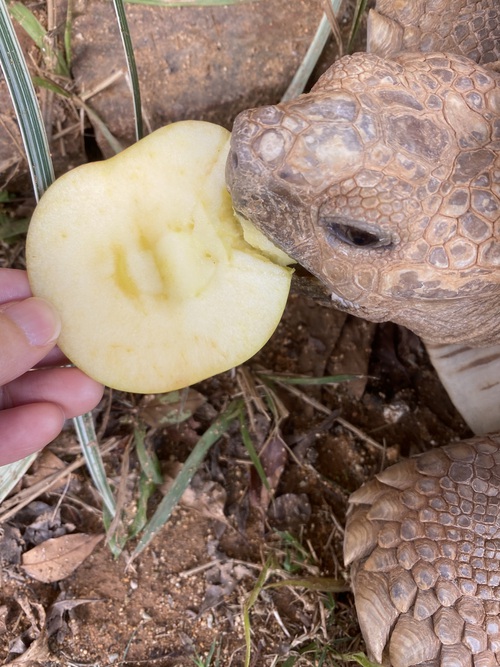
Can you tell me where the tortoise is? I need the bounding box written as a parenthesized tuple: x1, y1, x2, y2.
(226, 1, 500, 665)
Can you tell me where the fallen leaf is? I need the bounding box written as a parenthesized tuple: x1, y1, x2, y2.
(162, 468, 229, 526)
(200, 561, 253, 613)
(5, 593, 46, 663)
(139, 388, 206, 428)
(19, 500, 70, 545)
(0, 605, 7, 634)
(0, 524, 22, 565)
(22, 533, 104, 583)
(249, 431, 287, 510)
(23, 450, 68, 491)
(7, 635, 27, 656)
(268, 493, 312, 531)
(5, 629, 50, 664)
(46, 597, 100, 638)
(181, 480, 228, 525)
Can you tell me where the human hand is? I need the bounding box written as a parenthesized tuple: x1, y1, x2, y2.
(0, 268, 104, 466)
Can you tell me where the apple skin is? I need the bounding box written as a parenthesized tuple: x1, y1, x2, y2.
(26, 121, 293, 394)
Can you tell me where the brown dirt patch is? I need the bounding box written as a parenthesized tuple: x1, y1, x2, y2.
(0, 292, 469, 665)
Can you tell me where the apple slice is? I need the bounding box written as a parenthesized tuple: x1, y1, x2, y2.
(26, 121, 293, 393)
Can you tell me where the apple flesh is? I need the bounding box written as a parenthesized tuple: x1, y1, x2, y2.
(26, 121, 293, 393)
(236, 212, 294, 267)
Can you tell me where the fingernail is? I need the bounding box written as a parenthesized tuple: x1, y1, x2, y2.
(3, 297, 62, 346)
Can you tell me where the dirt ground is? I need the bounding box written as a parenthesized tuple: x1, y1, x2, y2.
(0, 1, 472, 665)
(0, 295, 471, 666)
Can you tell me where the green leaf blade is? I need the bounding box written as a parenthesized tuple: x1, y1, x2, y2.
(0, 0, 54, 199)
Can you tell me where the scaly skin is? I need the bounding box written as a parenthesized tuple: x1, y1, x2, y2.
(226, 2, 500, 345)
(344, 435, 500, 667)
(226, 2, 500, 665)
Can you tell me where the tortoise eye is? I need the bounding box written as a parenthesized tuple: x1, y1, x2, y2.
(320, 217, 392, 249)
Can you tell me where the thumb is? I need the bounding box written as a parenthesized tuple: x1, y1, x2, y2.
(0, 297, 62, 385)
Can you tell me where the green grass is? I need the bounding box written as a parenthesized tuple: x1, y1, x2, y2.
(0, 192, 29, 241)
(191, 640, 222, 667)
(9, 2, 70, 76)
(241, 534, 359, 667)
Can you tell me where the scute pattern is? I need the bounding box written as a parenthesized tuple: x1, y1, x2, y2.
(370, 0, 500, 65)
(225, 3, 500, 664)
(345, 436, 500, 667)
(226, 2, 500, 346)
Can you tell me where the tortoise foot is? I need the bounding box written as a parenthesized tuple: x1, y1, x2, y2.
(344, 434, 500, 667)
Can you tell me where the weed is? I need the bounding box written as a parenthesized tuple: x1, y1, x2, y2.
(191, 639, 222, 667)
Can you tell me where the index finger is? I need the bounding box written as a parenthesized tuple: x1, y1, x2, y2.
(0, 269, 31, 304)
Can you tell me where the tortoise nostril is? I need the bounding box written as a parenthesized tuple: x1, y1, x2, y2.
(231, 150, 239, 170)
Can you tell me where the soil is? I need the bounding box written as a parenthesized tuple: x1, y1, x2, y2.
(0, 295, 470, 666)
(0, 1, 472, 666)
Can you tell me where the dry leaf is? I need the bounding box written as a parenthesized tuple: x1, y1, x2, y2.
(181, 481, 228, 525)
(0, 524, 22, 565)
(268, 493, 312, 531)
(0, 604, 8, 634)
(5, 629, 50, 664)
(19, 500, 69, 545)
(249, 431, 287, 510)
(200, 561, 254, 613)
(46, 598, 100, 638)
(161, 467, 229, 526)
(23, 450, 67, 490)
(22, 533, 104, 583)
(139, 388, 206, 428)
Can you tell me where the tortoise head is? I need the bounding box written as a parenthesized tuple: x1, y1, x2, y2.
(226, 52, 500, 345)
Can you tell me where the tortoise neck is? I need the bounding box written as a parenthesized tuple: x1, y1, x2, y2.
(367, 0, 500, 68)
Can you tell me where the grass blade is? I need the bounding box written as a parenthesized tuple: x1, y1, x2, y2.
(0, 0, 59, 499)
(129, 399, 241, 562)
(0, 0, 54, 199)
(126, 0, 253, 5)
(9, 2, 69, 77)
(74, 413, 116, 517)
(128, 473, 157, 538)
(239, 413, 270, 492)
(281, 0, 343, 101)
(0, 455, 37, 504)
(0, 0, 142, 534)
(243, 557, 273, 667)
(259, 372, 360, 386)
(0, 7, 110, 507)
(264, 577, 348, 593)
(112, 0, 143, 140)
(134, 426, 163, 485)
(79, 101, 126, 154)
(347, 0, 370, 53)
(34, 75, 125, 154)
(340, 653, 381, 667)
(64, 0, 73, 69)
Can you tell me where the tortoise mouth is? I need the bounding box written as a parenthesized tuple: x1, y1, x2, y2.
(290, 268, 334, 305)
(225, 144, 244, 213)
(226, 132, 287, 248)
